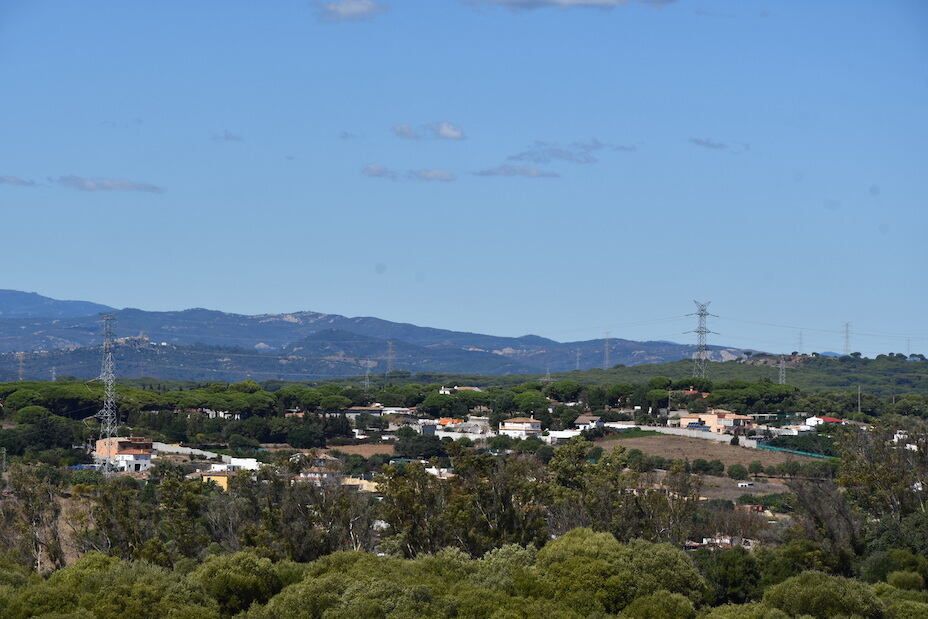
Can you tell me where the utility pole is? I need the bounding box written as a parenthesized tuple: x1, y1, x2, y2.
(603, 331, 610, 370)
(857, 385, 862, 414)
(844, 322, 851, 355)
(16, 352, 24, 381)
(687, 301, 717, 379)
(778, 356, 786, 385)
(798, 330, 804, 354)
(95, 315, 119, 473)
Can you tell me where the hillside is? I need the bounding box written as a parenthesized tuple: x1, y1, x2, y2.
(0, 291, 746, 378)
(0, 289, 113, 319)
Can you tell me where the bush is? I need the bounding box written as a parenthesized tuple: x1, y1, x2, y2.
(535, 529, 706, 614)
(888, 570, 925, 591)
(622, 590, 694, 618)
(762, 571, 883, 619)
(705, 602, 789, 619)
(727, 464, 749, 480)
(190, 551, 282, 615)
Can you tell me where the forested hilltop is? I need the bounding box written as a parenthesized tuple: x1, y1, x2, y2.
(0, 370, 926, 618)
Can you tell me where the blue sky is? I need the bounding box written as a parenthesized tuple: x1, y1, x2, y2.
(1, 0, 926, 356)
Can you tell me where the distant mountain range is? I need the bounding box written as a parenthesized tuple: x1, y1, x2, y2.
(0, 290, 748, 381)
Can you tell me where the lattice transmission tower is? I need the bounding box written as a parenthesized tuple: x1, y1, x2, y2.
(778, 356, 786, 385)
(386, 340, 395, 375)
(687, 301, 717, 379)
(95, 315, 119, 471)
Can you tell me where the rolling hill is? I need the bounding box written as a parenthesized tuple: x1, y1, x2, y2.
(0, 290, 747, 380)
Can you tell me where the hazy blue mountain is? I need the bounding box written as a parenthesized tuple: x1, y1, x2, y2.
(0, 290, 748, 379)
(0, 290, 113, 319)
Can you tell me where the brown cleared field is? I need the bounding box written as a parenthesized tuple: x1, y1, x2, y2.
(597, 434, 814, 468)
(324, 443, 395, 458)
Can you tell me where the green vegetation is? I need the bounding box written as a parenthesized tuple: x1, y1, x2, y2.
(0, 371, 926, 617)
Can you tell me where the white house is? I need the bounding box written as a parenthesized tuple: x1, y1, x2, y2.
(439, 385, 483, 395)
(805, 416, 843, 427)
(499, 416, 542, 439)
(543, 429, 582, 444)
(573, 415, 604, 431)
(94, 437, 154, 473)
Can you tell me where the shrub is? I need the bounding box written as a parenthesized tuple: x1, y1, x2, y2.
(190, 551, 282, 615)
(762, 571, 883, 619)
(727, 464, 749, 480)
(705, 602, 789, 619)
(888, 570, 925, 591)
(622, 591, 695, 618)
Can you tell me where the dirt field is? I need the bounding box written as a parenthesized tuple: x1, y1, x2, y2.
(323, 444, 395, 458)
(597, 434, 814, 468)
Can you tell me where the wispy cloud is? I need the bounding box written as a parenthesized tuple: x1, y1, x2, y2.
(392, 123, 420, 140)
(54, 176, 164, 193)
(393, 121, 466, 141)
(688, 137, 750, 153)
(362, 164, 400, 180)
(474, 164, 559, 178)
(318, 0, 386, 21)
(409, 169, 456, 182)
(212, 130, 243, 142)
(472, 0, 675, 10)
(362, 165, 456, 182)
(688, 137, 727, 150)
(509, 138, 635, 165)
(0, 175, 36, 187)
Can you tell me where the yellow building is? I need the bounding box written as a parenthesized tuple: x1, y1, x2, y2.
(201, 471, 233, 491)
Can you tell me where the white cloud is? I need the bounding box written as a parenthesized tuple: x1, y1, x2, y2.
(318, 0, 385, 21)
(393, 121, 466, 141)
(54, 176, 164, 193)
(362, 164, 399, 180)
(509, 138, 635, 164)
(362, 165, 456, 182)
(474, 164, 559, 178)
(392, 123, 420, 139)
(431, 121, 465, 140)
